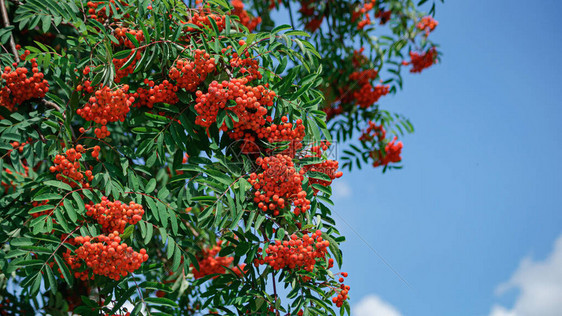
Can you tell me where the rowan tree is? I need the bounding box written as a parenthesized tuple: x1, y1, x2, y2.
(0, 0, 441, 315)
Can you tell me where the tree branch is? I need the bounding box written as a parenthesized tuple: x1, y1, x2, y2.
(0, 0, 18, 61)
(41, 99, 62, 112)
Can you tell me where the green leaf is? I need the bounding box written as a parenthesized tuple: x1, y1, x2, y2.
(45, 265, 57, 294)
(54, 254, 73, 286)
(144, 297, 178, 308)
(145, 178, 157, 193)
(44, 180, 72, 191)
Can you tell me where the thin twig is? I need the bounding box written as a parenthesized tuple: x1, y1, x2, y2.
(0, 0, 18, 60)
(287, 0, 295, 29)
(41, 99, 62, 112)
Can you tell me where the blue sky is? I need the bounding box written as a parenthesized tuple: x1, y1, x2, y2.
(327, 1, 562, 315)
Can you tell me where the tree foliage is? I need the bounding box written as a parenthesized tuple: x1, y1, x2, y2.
(0, 0, 441, 315)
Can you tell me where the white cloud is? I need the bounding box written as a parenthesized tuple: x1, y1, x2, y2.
(332, 180, 352, 200)
(354, 294, 402, 316)
(489, 235, 562, 316)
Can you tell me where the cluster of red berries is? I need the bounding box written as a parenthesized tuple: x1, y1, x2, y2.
(352, 0, 375, 30)
(231, 0, 262, 32)
(352, 47, 368, 68)
(85, 196, 144, 234)
(49, 145, 95, 188)
(169, 50, 216, 92)
(332, 272, 350, 307)
(263, 116, 306, 156)
(113, 27, 144, 49)
(359, 121, 385, 142)
(86, 1, 111, 22)
(299, 1, 324, 32)
(360, 122, 403, 167)
(133, 80, 179, 108)
(192, 241, 244, 279)
(375, 9, 392, 25)
(60, 236, 91, 281)
(301, 142, 343, 192)
(353, 83, 390, 109)
(113, 51, 141, 83)
(76, 85, 135, 138)
(268, 0, 281, 10)
(372, 137, 403, 167)
(71, 233, 148, 280)
(86, 0, 128, 23)
(194, 78, 275, 133)
(185, 10, 226, 33)
(223, 44, 263, 81)
(346, 70, 389, 108)
(76, 79, 95, 94)
(249, 154, 310, 216)
(221, 84, 276, 150)
(417, 16, 438, 37)
(112, 28, 144, 82)
(0, 58, 49, 112)
(254, 231, 329, 272)
(10, 140, 30, 154)
(403, 47, 437, 73)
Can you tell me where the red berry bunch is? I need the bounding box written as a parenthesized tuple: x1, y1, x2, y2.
(359, 122, 403, 167)
(355, 83, 390, 109)
(249, 154, 310, 216)
(133, 80, 179, 108)
(375, 9, 392, 24)
(231, 0, 262, 32)
(111, 28, 144, 83)
(185, 11, 226, 33)
(49, 146, 95, 188)
(403, 47, 437, 73)
(194, 78, 274, 132)
(71, 233, 148, 280)
(301, 142, 343, 192)
(353, 0, 375, 30)
(332, 272, 350, 307)
(262, 116, 306, 156)
(299, 1, 324, 32)
(76, 80, 95, 94)
(61, 237, 91, 281)
(221, 82, 276, 145)
(417, 16, 438, 37)
(10, 140, 29, 154)
(224, 44, 263, 81)
(169, 50, 216, 92)
(85, 196, 144, 234)
(372, 137, 403, 167)
(268, 0, 281, 10)
(254, 231, 329, 272)
(347, 70, 389, 108)
(86, 0, 128, 23)
(113, 27, 144, 49)
(359, 121, 385, 142)
(76, 85, 135, 138)
(86, 1, 110, 22)
(192, 241, 244, 279)
(0, 58, 49, 112)
(352, 47, 368, 68)
(113, 52, 141, 83)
